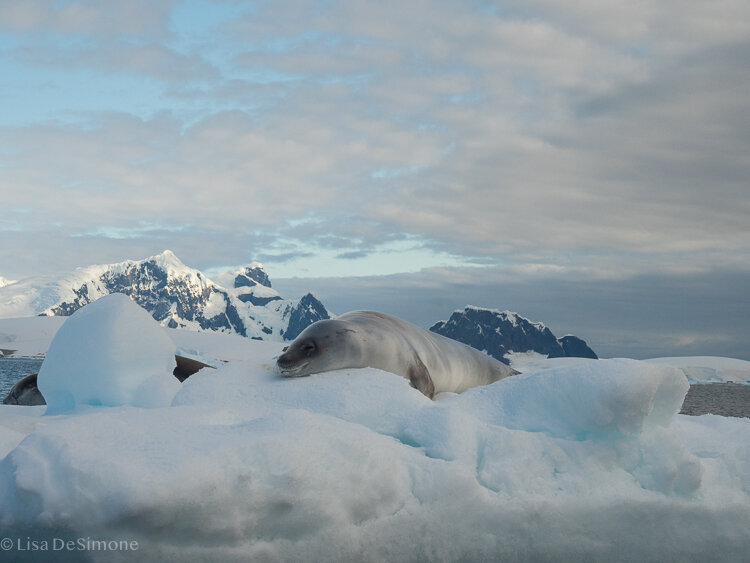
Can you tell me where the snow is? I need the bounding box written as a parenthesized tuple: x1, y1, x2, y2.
(512, 355, 598, 373)
(504, 349, 549, 371)
(645, 356, 750, 383)
(236, 282, 279, 300)
(202, 290, 229, 320)
(1, 306, 749, 561)
(0, 316, 66, 357)
(516, 356, 750, 384)
(0, 273, 75, 318)
(37, 294, 179, 412)
(209, 261, 268, 289)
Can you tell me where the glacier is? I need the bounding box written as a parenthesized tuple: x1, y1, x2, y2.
(0, 298, 749, 561)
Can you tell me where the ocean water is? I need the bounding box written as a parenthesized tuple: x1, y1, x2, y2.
(0, 358, 44, 398)
(0, 358, 749, 417)
(679, 382, 750, 418)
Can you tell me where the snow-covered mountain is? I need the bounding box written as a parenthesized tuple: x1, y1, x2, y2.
(0, 250, 329, 341)
(430, 306, 597, 365)
(0, 276, 14, 288)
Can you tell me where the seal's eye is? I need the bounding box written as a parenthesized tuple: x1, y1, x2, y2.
(300, 340, 317, 356)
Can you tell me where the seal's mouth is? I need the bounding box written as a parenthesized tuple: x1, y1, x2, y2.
(276, 361, 310, 378)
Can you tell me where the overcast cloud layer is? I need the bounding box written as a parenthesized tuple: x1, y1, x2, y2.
(1, 1, 748, 357)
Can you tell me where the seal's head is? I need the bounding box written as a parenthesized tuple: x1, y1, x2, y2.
(276, 319, 361, 377)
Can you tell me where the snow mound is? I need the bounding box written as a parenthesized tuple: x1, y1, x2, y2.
(454, 359, 689, 439)
(512, 354, 598, 373)
(37, 293, 178, 411)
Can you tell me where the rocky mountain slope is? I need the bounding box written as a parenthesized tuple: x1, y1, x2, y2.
(430, 306, 597, 364)
(0, 251, 329, 341)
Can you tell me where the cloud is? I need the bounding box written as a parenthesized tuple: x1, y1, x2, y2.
(1, 0, 749, 287)
(15, 42, 219, 83)
(0, 0, 176, 37)
(335, 250, 370, 260)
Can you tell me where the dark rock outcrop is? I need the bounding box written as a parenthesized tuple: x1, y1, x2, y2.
(430, 306, 597, 364)
(558, 335, 598, 359)
(281, 293, 330, 341)
(234, 265, 272, 289)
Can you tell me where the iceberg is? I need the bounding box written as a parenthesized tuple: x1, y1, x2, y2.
(37, 293, 179, 412)
(0, 302, 748, 561)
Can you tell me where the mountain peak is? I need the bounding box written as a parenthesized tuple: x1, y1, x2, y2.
(431, 305, 596, 364)
(281, 293, 329, 340)
(234, 263, 272, 289)
(147, 250, 189, 273)
(0, 252, 330, 342)
(457, 306, 547, 331)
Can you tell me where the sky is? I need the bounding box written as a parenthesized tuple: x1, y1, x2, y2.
(1, 0, 749, 359)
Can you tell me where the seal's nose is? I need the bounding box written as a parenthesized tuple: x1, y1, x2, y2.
(275, 357, 291, 377)
(276, 351, 290, 368)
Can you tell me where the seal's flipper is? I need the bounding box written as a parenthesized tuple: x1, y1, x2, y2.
(407, 354, 435, 399)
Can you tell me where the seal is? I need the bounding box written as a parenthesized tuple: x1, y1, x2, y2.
(276, 310, 518, 398)
(3, 373, 45, 406)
